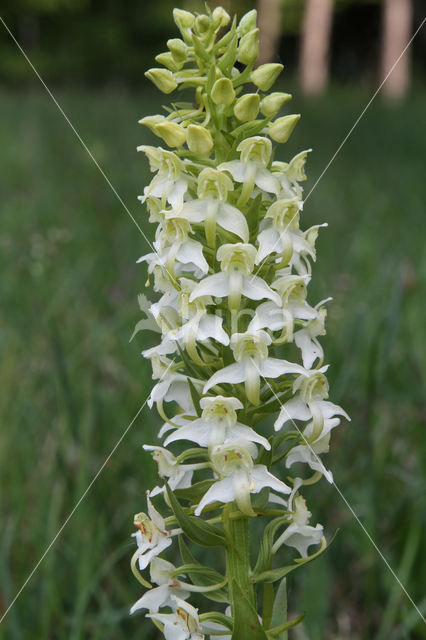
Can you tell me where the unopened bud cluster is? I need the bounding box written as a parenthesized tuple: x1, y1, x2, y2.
(131, 6, 349, 638)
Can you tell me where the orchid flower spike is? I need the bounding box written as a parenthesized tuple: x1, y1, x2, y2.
(130, 6, 349, 638)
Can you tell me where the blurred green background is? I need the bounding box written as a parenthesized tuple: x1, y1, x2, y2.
(0, 0, 425, 638)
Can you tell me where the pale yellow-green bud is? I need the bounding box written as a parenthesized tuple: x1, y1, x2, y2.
(260, 92, 292, 117)
(195, 14, 211, 34)
(251, 63, 283, 91)
(138, 115, 165, 132)
(237, 9, 257, 36)
(154, 122, 186, 148)
(211, 78, 235, 105)
(234, 93, 260, 122)
(212, 6, 231, 28)
(173, 8, 195, 30)
(167, 38, 188, 63)
(145, 68, 177, 94)
(237, 28, 259, 66)
(155, 52, 180, 72)
(268, 114, 300, 143)
(186, 124, 213, 155)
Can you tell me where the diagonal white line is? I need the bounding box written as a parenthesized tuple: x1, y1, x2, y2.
(251, 15, 426, 281)
(253, 362, 426, 626)
(0, 359, 174, 625)
(304, 16, 426, 203)
(0, 14, 178, 285)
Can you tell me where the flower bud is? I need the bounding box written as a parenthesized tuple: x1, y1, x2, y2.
(212, 6, 231, 28)
(251, 63, 283, 91)
(154, 121, 186, 148)
(211, 77, 235, 105)
(268, 114, 300, 143)
(138, 115, 165, 132)
(234, 93, 260, 122)
(173, 8, 195, 30)
(237, 9, 257, 36)
(186, 124, 213, 155)
(195, 14, 211, 34)
(155, 52, 180, 72)
(237, 28, 259, 65)
(145, 68, 177, 94)
(260, 92, 292, 117)
(167, 38, 188, 63)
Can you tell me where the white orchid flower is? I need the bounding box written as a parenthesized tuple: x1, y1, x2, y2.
(143, 446, 199, 497)
(274, 369, 349, 439)
(179, 167, 249, 247)
(195, 441, 291, 517)
(164, 395, 270, 451)
(294, 306, 328, 369)
(139, 233, 209, 279)
(284, 416, 341, 483)
(130, 558, 190, 614)
(219, 136, 280, 206)
(203, 330, 306, 405)
(190, 243, 281, 313)
(271, 495, 323, 557)
(138, 146, 193, 209)
(270, 150, 311, 200)
(132, 496, 174, 570)
(148, 596, 204, 640)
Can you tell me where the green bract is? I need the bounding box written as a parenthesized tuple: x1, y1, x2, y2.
(131, 5, 349, 639)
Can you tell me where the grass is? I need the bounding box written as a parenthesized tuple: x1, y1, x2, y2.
(0, 83, 425, 639)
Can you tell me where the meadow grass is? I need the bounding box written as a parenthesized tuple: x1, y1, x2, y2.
(0, 84, 425, 639)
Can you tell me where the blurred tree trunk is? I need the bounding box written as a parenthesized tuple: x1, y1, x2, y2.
(380, 0, 413, 99)
(257, 0, 283, 65)
(299, 0, 334, 95)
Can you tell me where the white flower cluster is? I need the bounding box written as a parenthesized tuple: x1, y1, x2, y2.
(130, 6, 349, 637)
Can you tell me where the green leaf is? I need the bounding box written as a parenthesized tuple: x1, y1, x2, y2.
(231, 580, 268, 640)
(174, 479, 215, 503)
(187, 377, 202, 417)
(254, 532, 336, 583)
(266, 612, 305, 638)
(217, 32, 238, 75)
(178, 538, 229, 603)
(270, 578, 287, 640)
(200, 611, 233, 631)
(252, 516, 289, 577)
(166, 484, 226, 547)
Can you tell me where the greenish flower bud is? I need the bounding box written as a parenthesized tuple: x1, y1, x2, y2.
(251, 63, 283, 91)
(154, 121, 186, 148)
(167, 38, 188, 63)
(211, 78, 235, 105)
(195, 14, 211, 34)
(198, 167, 233, 201)
(145, 68, 177, 94)
(237, 136, 272, 165)
(138, 115, 165, 131)
(155, 52, 180, 72)
(212, 7, 231, 28)
(268, 114, 300, 143)
(237, 9, 257, 36)
(260, 92, 292, 117)
(234, 93, 260, 122)
(186, 124, 213, 155)
(237, 28, 259, 65)
(173, 8, 195, 30)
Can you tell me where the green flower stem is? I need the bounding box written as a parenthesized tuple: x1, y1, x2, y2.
(225, 508, 255, 612)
